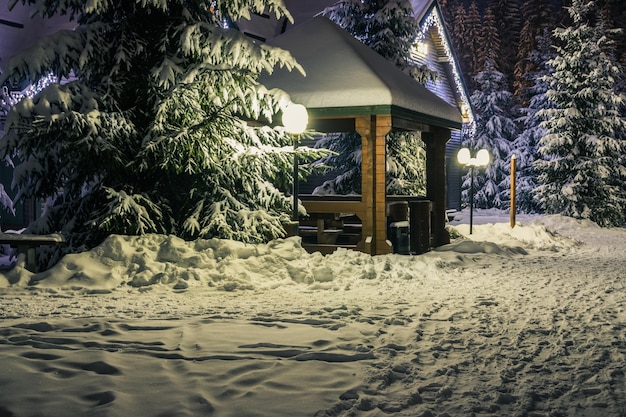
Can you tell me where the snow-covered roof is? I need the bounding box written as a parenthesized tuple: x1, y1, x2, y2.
(260, 16, 462, 129)
(412, 0, 475, 126)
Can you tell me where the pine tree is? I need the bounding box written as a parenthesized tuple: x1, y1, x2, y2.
(465, 59, 517, 209)
(487, 0, 521, 90)
(479, 6, 500, 73)
(447, 3, 470, 81)
(514, 28, 553, 213)
(464, 2, 484, 89)
(514, 0, 556, 100)
(0, 0, 322, 267)
(534, 0, 626, 227)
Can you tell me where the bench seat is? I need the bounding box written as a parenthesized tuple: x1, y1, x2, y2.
(0, 233, 66, 272)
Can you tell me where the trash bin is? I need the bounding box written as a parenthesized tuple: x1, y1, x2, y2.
(409, 200, 431, 254)
(389, 220, 410, 255)
(388, 201, 409, 223)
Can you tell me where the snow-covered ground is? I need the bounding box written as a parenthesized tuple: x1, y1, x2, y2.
(0, 209, 625, 417)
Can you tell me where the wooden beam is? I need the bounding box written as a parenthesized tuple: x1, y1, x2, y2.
(423, 126, 451, 247)
(356, 115, 375, 254)
(309, 118, 355, 133)
(301, 200, 366, 218)
(372, 115, 392, 255)
(392, 116, 431, 132)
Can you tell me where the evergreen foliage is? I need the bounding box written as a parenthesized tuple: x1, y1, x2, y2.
(514, 28, 553, 213)
(442, 0, 626, 224)
(487, 0, 521, 89)
(465, 60, 517, 209)
(447, 3, 469, 79)
(534, 0, 626, 227)
(514, 0, 556, 98)
(0, 0, 323, 267)
(385, 132, 427, 196)
(313, 132, 427, 197)
(463, 2, 483, 89)
(596, 0, 626, 92)
(480, 6, 500, 72)
(312, 132, 362, 195)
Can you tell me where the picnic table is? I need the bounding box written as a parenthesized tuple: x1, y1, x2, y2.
(0, 233, 66, 272)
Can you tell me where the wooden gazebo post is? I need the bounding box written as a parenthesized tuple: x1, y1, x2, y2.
(357, 114, 393, 255)
(423, 126, 451, 247)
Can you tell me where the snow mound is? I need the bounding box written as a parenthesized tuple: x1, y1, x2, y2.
(28, 234, 317, 291)
(434, 239, 528, 255)
(0, 219, 579, 291)
(449, 220, 578, 252)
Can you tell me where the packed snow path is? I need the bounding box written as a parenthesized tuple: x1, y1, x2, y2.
(0, 213, 625, 417)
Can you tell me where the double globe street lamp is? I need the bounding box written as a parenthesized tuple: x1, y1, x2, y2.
(457, 147, 490, 234)
(282, 103, 309, 236)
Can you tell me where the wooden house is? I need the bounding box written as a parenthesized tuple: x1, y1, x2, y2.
(409, 0, 475, 211)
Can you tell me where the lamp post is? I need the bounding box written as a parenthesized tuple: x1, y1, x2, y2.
(457, 147, 490, 234)
(282, 103, 308, 236)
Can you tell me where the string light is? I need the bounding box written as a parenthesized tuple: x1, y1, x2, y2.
(417, 7, 475, 133)
(1, 72, 58, 108)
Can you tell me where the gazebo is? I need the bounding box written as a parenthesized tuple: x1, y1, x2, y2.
(261, 17, 462, 255)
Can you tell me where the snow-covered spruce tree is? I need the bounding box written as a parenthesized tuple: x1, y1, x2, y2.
(465, 59, 517, 209)
(318, 0, 430, 196)
(487, 0, 521, 91)
(385, 132, 427, 195)
(312, 132, 362, 195)
(513, 28, 553, 213)
(0, 0, 322, 267)
(534, 0, 626, 227)
(312, 131, 427, 196)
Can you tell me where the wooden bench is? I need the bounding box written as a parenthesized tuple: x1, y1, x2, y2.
(299, 216, 343, 244)
(297, 212, 363, 254)
(0, 233, 66, 272)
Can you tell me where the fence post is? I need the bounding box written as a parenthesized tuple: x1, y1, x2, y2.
(510, 154, 516, 228)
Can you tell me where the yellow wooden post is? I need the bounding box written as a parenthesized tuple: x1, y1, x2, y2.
(373, 115, 392, 254)
(423, 127, 451, 247)
(510, 154, 516, 228)
(356, 116, 374, 254)
(356, 114, 392, 255)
